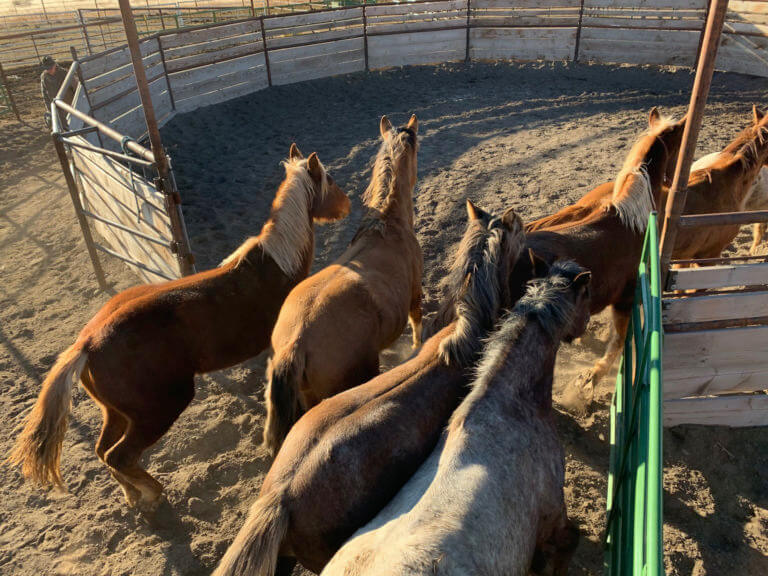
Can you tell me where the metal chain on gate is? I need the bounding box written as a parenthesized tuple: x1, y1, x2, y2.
(120, 136, 143, 225)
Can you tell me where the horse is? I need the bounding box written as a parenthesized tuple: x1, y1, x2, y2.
(8, 145, 349, 510)
(321, 261, 592, 576)
(262, 115, 423, 455)
(678, 105, 768, 258)
(522, 109, 686, 401)
(212, 201, 534, 576)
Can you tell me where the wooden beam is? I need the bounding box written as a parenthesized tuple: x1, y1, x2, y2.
(668, 262, 768, 290)
(659, 0, 730, 288)
(664, 395, 768, 427)
(678, 210, 768, 228)
(662, 290, 768, 324)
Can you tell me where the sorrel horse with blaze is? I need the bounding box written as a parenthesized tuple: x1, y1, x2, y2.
(213, 202, 536, 576)
(523, 109, 686, 401)
(322, 262, 592, 576)
(672, 105, 768, 259)
(262, 115, 423, 455)
(8, 146, 349, 509)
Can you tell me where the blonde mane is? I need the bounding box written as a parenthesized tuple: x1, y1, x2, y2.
(220, 157, 327, 275)
(359, 128, 416, 230)
(609, 117, 674, 233)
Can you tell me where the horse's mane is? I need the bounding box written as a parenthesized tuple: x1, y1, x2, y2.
(434, 216, 523, 367)
(721, 121, 768, 172)
(220, 156, 327, 274)
(447, 260, 583, 427)
(610, 116, 675, 233)
(358, 127, 417, 233)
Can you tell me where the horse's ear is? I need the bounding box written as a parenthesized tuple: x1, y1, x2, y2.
(406, 114, 418, 135)
(289, 142, 303, 160)
(465, 199, 492, 223)
(529, 249, 549, 278)
(380, 115, 393, 140)
(573, 270, 592, 288)
(501, 208, 523, 234)
(754, 105, 766, 125)
(307, 152, 323, 183)
(648, 107, 661, 128)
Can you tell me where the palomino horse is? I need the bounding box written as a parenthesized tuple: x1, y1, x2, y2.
(8, 146, 349, 509)
(524, 109, 686, 401)
(213, 202, 533, 576)
(678, 105, 768, 258)
(262, 115, 423, 455)
(322, 261, 591, 576)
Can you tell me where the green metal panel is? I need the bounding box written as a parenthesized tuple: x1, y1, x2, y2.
(604, 212, 664, 576)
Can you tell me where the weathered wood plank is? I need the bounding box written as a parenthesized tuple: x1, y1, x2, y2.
(470, 15, 582, 27)
(585, 0, 706, 8)
(174, 76, 269, 113)
(472, 0, 580, 7)
(264, 8, 363, 30)
(169, 52, 267, 90)
(669, 263, 768, 290)
(93, 76, 169, 125)
(665, 370, 768, 400)
(662, 291, 768, 324)
(172, 56, 267, 102)
(368, 19, 467, 35)
(266, 27, 363, 50)
(88, 60, 165, 108)
(163, 32, 263, 63)
(164, 41, 264, 73)
(368, 28, 466, 62)
(581, 15, 704, 29)
(160, 20, 262, 50)
(470, 27, 577, 60)
(664, 395, 768, 427)
(268, 37, 364, 64)
(85, 51, 163, 95)
(366, 1, 467, 17)
(81, 38, 159, 81)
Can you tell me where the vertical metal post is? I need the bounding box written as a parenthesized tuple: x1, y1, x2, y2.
(157, 35, 175, 111)
(574, 0, 585, 62)
(78, 9, 93, 55)
(260, 16, 272, 86)
(362, 1, 369, 72)
(250, 0, 256, 17)
(659, 0, 729, 287)
(52, 129, 108, 290)
(118, 0, 194, 276)
(464, 0, 471, 62)
(265, 0, 271, 16)
(0, 61, 21, 122)
(70, 46, 104, 147)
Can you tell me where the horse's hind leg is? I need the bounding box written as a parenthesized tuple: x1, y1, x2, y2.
(409, 290, 423, 349)
(580, 306, 630, 402)
(751, 222, 766, 255)
(550, 516, 579, 576)
(104, 378, 194, 509)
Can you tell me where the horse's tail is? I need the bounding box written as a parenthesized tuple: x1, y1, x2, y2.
(213, 490, 289, 576)
(8, 343, 88, 486)
(262, 351, 304, 456)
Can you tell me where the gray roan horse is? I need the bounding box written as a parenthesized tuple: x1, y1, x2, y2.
(212, 202, 533, 576)
(322, 261, 591, 576)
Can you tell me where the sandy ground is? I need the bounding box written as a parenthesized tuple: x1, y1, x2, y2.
(1, 61, 767, 576)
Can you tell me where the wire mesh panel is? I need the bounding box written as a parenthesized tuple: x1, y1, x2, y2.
(604, 212, 664, 576)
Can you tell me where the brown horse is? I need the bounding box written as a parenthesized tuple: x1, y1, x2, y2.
(262, 115, 423, 455)
(8, 145, 349, 509)
(669, 105, 768, 260)
(212, 202, 533, 576)
(322, 261, 591, 576)
(522, 110, 686, 400)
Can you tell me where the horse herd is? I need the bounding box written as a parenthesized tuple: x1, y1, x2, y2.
(9, 104, 768, 575)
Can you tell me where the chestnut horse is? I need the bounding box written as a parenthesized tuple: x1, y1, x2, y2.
(213, 202, 533, 576)
(8, 145, 349, 509)
(322, 262, 591, 576)
(677, 105, 768, 258)
(522, 109, 686, 400)
(262, 115, 423, 455)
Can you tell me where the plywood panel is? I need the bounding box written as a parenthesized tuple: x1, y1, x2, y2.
(470, 27, 577, 61)
(368, 29, 466, 68)
(662, 291, 768, 324)
(669, 262, 768, 290)
(664, 395, 768, 427)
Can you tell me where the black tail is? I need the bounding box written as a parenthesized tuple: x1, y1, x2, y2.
(262, 353, 304, 456)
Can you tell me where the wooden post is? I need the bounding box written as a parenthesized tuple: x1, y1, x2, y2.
(659, 0, 729, 287)
(0, 61, 21, 122)
(52, 129, 108, 290)
(117, 0, 194, 277)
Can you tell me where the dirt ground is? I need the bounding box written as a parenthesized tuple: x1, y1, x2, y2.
(1, 61, 766, 576)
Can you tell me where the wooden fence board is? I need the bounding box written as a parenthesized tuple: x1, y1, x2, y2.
(367, 0, 467, 17)
(664, 395, 768, 427)
(717, 33, 768, 77)
(266, 26, 363, 49)
(172, 55, 268, 101)
(93, 75, 169, 125)
(88, 60, 165, 108)
(585, 0, 706, 8)
(669, 262, 768, 290)
(164, 41, 264, 73)
(175, 76, 269, 113)
(81, 38, 159, 81)
(472, 0, 581, 7)
(160, 19, 263, 49)
(268, 36, 364, 64)
(579, 27, 699, 65)
(263, 8, 363, 29)
(662, 290, 768, 324)
(368, 28, 466, 68)
(162, 30, 262, 61)
(471, 15, 582, 28)
(470, 27, 577, 60)
(169, 52, 267, 90)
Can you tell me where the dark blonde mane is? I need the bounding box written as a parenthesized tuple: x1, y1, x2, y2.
(722, 122, 768, 171)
